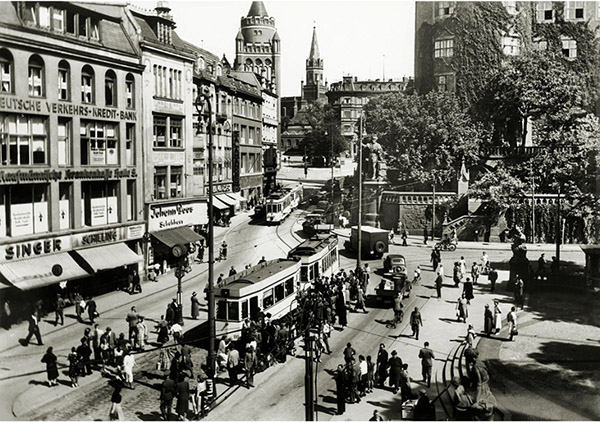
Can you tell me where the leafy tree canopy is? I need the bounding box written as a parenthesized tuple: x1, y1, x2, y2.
(300, 102, 348, 164)
(363, 90, 487, 186)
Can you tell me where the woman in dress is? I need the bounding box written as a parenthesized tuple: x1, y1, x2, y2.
(453, 262, 462, 287)
(456, 295, 469, 323)
(175, 373, 190, 421)
(41, 347, 59, 387)
(463, 277, 474, 305)
(191, 292, 201, 320)
(484, 304, 494, 336)
(68, 346, 80, 387)
(493, 301, 503, 334)
(465, 324, 476, 347)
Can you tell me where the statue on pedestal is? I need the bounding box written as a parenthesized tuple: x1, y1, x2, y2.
(508, 225, 530, 291)
(362, 136, 387, 181)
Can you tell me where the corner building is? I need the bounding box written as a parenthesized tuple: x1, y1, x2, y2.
(0, 2, 145, 323)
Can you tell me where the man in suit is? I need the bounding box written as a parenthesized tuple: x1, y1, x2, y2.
(126, 306, 139, 343)
(160, 374, 177, 420)
(387, 350, 404, 394)
(54, 294, 65, 326)
(23, 313, 43, 346)
(410, 307, 423, 340)
(376, 343, 388, 387)
(418, 341, 435, 388)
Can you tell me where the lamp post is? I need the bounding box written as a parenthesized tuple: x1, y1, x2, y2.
(195, 87, 216, 379)
(357, 115, 363, 271)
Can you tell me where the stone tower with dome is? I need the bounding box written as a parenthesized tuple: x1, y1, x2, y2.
(234, 1, 281, 95)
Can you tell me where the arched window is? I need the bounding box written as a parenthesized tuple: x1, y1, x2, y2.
(105, 70, 117, 106)
(197, 56, 205, 71)
(0, 49, 13, 93)
(216, 65, 222, 76)
(81, 65, 94, 104)
(58, 60, 70, 100)
(28, 55, 45, 97)
(245, 58, 253, 72)
(125, 73, 135, 108)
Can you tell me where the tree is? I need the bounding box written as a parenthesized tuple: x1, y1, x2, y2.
(364, 90, 487, 188)
(300, 102, 347, 165)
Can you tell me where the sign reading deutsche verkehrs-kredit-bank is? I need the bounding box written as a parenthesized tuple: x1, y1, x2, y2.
(148, 201, 208, 232)
(0, 96, 137, 121)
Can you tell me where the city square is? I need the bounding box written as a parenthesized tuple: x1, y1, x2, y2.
(0, 1, 599, 421)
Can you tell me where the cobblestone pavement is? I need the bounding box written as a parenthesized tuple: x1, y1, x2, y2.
(24, 344, 208, 421)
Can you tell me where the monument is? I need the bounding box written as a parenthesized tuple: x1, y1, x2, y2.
(508, 225, 530, 291)
(357, 136, 389, 227)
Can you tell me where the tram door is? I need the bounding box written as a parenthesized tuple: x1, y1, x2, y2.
(250, 296, 259, 320)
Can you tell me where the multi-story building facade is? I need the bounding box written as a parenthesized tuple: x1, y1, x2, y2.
(230, 71, 263, 203)
(0, 2, 145, 320)
(280, 27, 327, 154)
(261, 87, 278, 195)
(128, 3, 204, 272)
(327, 76, 412, 155)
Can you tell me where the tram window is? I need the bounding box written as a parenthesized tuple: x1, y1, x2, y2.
(228, 302, 240, 321)
(216, 300, 227, 319)
(300, 266, 308, 282)
(274, 283, 285, 303)
(285, 277, 294, 296)
(241, 300, 248, 319)
(263, 289, 274, 309)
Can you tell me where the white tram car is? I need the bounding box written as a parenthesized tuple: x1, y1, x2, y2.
(214, 259, 301, 339)
(265, 185, 303, 224)
(287, 234, 339, 284)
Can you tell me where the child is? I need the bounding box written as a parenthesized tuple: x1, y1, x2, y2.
(413, 265, 421, 284)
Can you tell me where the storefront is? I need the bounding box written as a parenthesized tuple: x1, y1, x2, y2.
(146, 199, 207, 276)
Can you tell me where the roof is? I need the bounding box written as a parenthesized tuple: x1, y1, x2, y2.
(309, 27, 320, 60)
(288, 235, 338, 257)
(219, 259, 299, 295)
(248, 1, 269, 17)
(131, 10, 194, 58)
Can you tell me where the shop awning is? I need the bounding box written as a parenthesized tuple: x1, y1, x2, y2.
(151, 226, 203, 248)
(224, 192, 247, 204)
(212, 197, 229, 211)
(216, 193, 236, 207)
(73, 242, 143, 272)
(0, 253, 90, 291)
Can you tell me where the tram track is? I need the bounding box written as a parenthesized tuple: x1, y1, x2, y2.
(274, 207, 306, 250)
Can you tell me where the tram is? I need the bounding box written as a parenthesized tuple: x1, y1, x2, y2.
(265, 185, 303, 225)
(214, 258, 301, 339)
(287, 234, 339, 284)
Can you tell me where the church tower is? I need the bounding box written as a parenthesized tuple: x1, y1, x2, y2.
(302, 26, 327, 102)
(234, 1, 281, 95)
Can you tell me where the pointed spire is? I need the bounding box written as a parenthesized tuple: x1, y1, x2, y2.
(247, 1, 268, 17)
(309, 26, 320, 60)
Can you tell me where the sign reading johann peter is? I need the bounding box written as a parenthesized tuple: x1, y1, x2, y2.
(148, 200, 208, 232)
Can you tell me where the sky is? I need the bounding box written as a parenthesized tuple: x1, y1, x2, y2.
(133, 0, 416, 97)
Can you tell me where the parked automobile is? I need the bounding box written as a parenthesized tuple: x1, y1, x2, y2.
(383, 254, 408, 279)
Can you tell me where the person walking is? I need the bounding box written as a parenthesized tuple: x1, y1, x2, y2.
(493, 300, 503, 334)
(343, 342, 356, 364)
(399, 363, 413, 402)
(23, 312, 43, 346)
(244, 345, 257, 388)
(336, 293, 347, 330)
(366, 355, 375, 394)
(77, 338, 93, 376)
(465, 324, 477, 347)
(126, 306, 139, 344)
(507, 306, 518, 341)
(514, 275, 525, 310)
(85, 296, 98, 324)
(109, 385, 125, 421)
(410, 307, 423, 340)
(68, 346, 80, 387)
(41, 346, 59, 387)
(358, 355, 368, 397)
(160, 374, 177, 421)
(123, 351, 136, 389)
(137, 317, 148, 351)
(388, 350, 403, 394)
(436, 262, 445, 283)
(488, 267, 498, 293)
(435, 273, 443, 299)
(54, 294, 65, 326)
(453, 262, 462, 287)
(191, 292, 201, 320)
(423, 226, 428, 245)
(175, 373, 190, 420)
(335, 364, 346, 415)
(484, 304, 494, 337)
(227, 344, 240, 385)
(463, 277, 474, 305)
(418, 342, 435, 388)
(456, 295, 469, 323)
(471, 262, 480, 285)
(220, 241, 228, 261)
(74, 291, 84, 322)
(355, 287, 367, 314)
(376, 343, 388, 387)
(401, 228, 408, 247)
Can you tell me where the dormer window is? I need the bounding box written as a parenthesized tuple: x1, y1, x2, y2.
(437, 2, 454, 17)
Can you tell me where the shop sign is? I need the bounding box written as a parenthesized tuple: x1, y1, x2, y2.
(0, 95, 137, 121)
(0, 168, 137, 184)
(126, 224, 145, 240)
(153, 99, 184, 114)
(153, 151, 185, 164)
(214, 183, 231, 193)
(1, 235, 72, 263)
(148, 201, 208, 232)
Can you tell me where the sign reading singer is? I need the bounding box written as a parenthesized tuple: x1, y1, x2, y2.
(148, 201, 208, 232)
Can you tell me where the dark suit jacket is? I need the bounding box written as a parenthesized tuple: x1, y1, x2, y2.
(161, 378, 177, 401)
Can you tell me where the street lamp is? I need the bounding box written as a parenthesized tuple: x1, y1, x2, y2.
(195, 87, 216, 379)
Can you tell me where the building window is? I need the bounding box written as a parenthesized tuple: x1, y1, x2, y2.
(502, 33, 521, 56)
(170, 166, 183, 198)
(536, 1, 554, 22)
(154, 167, 167, 199)
(82, 181, 118, 226)
(170, 118, 182, 148)
(81, 65, 94, 104)
(0, 49, 13, 93)
(28, 55, 44, 97)
(126, 180, 135, 221)
(125, 123, 134, 166)
(57, 117, 71, 166)
(58, 60, 69, 100)
(196, 57, 205, 71)
(437, 1, 454, 17)
(434, 38, 454, 58)
(561, 37, 577, 59)
(565, 1, 585, 20)
(105, 70, 116, 107)
(0, 114, 47, 166)
(502, 1, 517, 14)
(437, 75, 448, 91)
(533, 38, 548, 51)
(38, 4, 50, 28)
(153, 116, 167, 148)
(59, 182, 72, 230)
(125, 73, 135, 108)
(1, 184, 48, 237)
(80, 120, 118, 165)
(52, 7, 65, 32)
(66, 9, 76, 35)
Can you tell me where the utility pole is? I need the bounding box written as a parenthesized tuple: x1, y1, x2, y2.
(431, 179, 436, 241)
(304, 333, 314, 421)
(357, 115, 363, 271)
(531, 159, 535, 243)
(556, 184, 561, 272)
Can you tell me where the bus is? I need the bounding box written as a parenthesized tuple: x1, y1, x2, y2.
(287, 234, 339, 284)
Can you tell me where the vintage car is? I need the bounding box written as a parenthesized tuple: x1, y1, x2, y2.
(383, 254, 408, 279)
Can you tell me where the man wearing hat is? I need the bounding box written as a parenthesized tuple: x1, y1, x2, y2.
(191, 292, 201, 319)
(418, 341, 435, 388)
